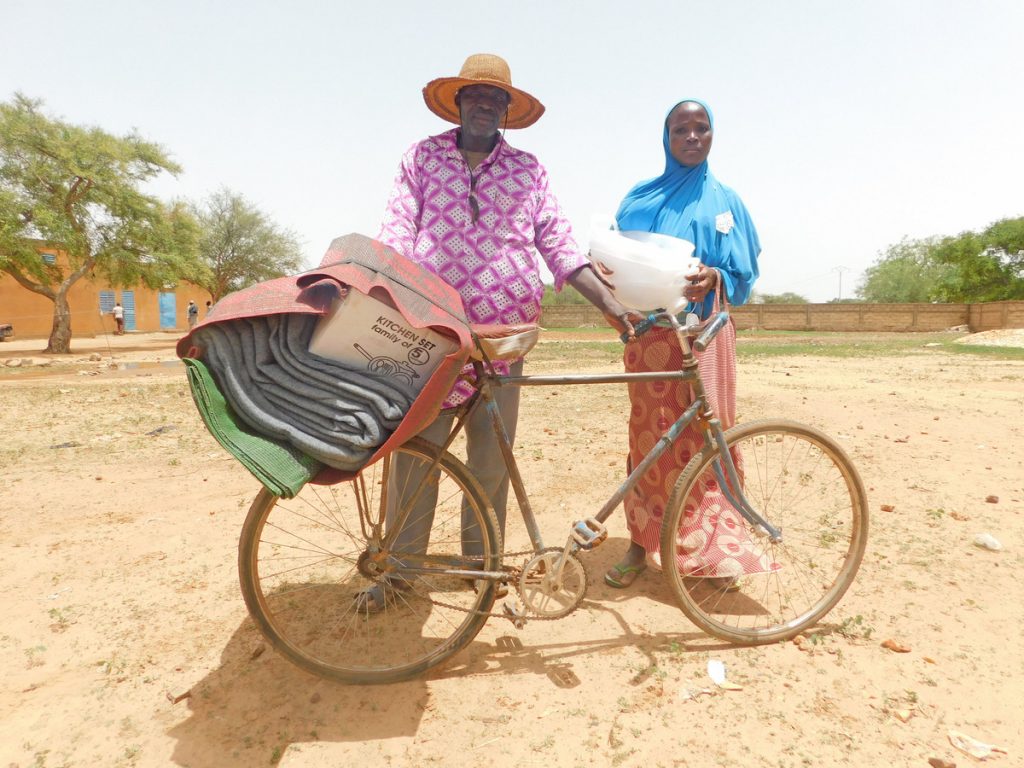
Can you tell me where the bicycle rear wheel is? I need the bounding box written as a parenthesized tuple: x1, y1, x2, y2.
(660, 419, 868, 644)
(238, 436, 502, 683)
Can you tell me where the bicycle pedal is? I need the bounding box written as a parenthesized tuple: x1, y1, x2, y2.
(571, 518, 608, 550)
(502, 600, 528, 630)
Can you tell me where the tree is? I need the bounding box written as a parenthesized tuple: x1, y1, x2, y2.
(0, 94, 195, 353)
(189, 189, 303, 302)
(541, 282, 588, 306)
(931, 217, 1024, 302)
(753, 291, 808, 304)
(980, 216, 1024, 276)
(856, 237, 952, 303)
(861, 219, 1024, 304)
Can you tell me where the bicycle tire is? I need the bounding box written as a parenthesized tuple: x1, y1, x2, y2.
(238, 436, 502, 684)
(659, 419, 868, 644)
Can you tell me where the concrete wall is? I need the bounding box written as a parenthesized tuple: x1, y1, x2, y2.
(540, 301, 1024, 332)
(969, 301, 1024, 331)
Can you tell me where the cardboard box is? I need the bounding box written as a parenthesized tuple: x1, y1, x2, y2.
(308, 290, 460, 394)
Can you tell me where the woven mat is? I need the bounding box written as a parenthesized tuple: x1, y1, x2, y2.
(183, 357, 322, 498)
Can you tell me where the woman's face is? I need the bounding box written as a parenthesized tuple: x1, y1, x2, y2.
(667, 102, 713, 167)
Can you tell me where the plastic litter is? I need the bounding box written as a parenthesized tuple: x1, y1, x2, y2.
(973, 533, 1003, 551)
(706, 659, 743, 690)
(948, 729, 1007, 760)
(707, 659, 726, 685)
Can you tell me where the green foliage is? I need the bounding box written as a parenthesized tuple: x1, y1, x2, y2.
(931, 217, 1024, 302)
(189, 188, 303, 301)
(857, 237, 952, 303)
(0, 94, 195, 352)
(860, 218, 1024, 304)
(541, 282, 589, 306)
(753, 291, 809, 304)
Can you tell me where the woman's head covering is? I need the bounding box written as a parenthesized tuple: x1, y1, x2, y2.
(616, 99, 718, 236)
(422, 53, 545, 130)
(615, 99, 760, 314)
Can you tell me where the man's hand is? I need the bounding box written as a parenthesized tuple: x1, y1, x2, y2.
(566, 264, 644, 340)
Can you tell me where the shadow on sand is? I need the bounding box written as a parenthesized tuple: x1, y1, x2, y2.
(167, 538, 729, 766)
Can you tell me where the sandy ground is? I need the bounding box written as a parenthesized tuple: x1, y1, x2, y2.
(1, 329, 1022, 768)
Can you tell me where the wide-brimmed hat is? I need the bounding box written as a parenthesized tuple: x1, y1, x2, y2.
(422, 53, 545, 130)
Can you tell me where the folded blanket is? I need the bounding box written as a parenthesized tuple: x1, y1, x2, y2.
(192, 313, 417, 472)
(182, 357, 322, 498)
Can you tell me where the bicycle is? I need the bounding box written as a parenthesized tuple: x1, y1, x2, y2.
(237, 310, 869, 683)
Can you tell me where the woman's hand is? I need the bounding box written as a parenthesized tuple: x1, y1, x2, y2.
(682, 265, 718, 304)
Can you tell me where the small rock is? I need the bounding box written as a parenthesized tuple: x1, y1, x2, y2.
(89, 352, 102, 361)
(985, 495, 999, 504)
(880, 504, 895, 512)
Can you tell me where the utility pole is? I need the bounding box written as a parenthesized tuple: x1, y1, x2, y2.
(833, 266, 850, 301)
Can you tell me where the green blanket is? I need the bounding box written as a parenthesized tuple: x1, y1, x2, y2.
(183, 357, 322, 498)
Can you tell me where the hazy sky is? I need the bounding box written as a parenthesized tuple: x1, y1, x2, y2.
(4, 0, 1022, 301)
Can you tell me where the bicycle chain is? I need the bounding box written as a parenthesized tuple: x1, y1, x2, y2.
(422, 548, 579, 621)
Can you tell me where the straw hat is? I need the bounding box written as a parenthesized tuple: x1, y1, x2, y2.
(422, 53, 545, 130)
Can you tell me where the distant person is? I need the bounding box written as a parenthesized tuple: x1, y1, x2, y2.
(604, 99, 766, 591)
(187, 300, 199, 329)
(111, 302, 125, 335)
(205, 300, 212, 317)
(359, 52, 638, 612)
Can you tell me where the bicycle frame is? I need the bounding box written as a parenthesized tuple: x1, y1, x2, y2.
(381, 311, 782, 578)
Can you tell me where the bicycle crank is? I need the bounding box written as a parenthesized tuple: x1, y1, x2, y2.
(517, 547, 588, 619)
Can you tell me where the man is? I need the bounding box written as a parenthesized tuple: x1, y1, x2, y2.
(186, 300, 199, 329)
(363, 53, 637, 611)
(111, 302, 125, 335)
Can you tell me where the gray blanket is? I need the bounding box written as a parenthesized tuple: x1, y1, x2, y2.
(193, 313, 416, 471)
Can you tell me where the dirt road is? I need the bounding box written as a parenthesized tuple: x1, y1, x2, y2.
(1, 330, 1021, 767)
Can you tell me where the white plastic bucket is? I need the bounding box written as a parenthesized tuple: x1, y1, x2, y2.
(588, 227, 699, 313)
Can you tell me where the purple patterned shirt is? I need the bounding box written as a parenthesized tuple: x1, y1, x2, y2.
(377, 128, 587, 405)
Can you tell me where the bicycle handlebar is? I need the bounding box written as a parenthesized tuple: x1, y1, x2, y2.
(694, 312, 730, 352)
(619, 312, 659, 344)
(619, 310, 730, 351)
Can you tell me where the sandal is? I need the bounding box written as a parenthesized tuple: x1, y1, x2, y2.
(604, 562, 647, 589)
(353, 579, 412, 614)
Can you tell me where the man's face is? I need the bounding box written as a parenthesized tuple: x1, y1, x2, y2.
(458, 85, 510, 141)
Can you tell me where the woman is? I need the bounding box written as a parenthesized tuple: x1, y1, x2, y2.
(604, 99, 768, 589)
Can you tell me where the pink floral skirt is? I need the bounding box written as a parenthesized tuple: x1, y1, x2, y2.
(622, 322, 772, 579)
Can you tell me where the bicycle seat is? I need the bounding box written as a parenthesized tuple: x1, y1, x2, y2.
(468, 323, 540, 361)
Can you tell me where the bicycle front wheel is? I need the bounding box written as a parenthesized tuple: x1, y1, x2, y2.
(238, 437, 502, 684)
(660, 419, 868, 644)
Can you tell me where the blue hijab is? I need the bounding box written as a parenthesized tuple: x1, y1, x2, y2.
(615, 99, 760, 318)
